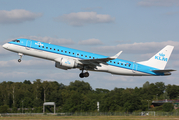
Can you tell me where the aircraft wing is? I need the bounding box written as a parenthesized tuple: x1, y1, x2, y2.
(79, 51, 122, 65)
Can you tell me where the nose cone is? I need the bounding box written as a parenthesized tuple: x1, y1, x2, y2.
(2, 43, 8, 49)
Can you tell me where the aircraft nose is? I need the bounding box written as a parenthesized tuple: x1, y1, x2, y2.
(2, 43, 8, 49)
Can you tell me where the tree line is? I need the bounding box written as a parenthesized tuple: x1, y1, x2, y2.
(0, 79, 178, 113)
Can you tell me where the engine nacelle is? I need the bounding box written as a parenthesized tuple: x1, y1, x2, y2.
(55, 57, 78, 70)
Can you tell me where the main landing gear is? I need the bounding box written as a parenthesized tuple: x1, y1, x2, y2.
(18, 53, 23, 62)
(79, 68, 89, 78)
(79, 72, 89, 78)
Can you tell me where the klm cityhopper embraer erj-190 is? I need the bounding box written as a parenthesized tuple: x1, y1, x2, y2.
(2, 38, 176, 78)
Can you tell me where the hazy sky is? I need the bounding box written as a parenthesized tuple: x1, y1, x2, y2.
(0, 0, 179, 90)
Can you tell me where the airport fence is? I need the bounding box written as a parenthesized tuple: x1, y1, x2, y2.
(1, 111, 179, 117)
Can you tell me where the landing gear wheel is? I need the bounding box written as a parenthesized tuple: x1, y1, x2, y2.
(79, 72, 89, 78)
(18, 53, 23, 63)
(84, 72, 89, 77)
(79, 73, 84, 78)
(79, 66, 90, 78)
(18, 59, 21, 62)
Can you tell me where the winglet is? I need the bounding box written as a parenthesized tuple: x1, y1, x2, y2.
(110, 51, 122, 59)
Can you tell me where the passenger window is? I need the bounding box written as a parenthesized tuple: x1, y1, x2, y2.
(89, 56, 91, 58)
(114, 62, 116, 64)
(61, 50, 63, 52)
(50, 48, 52, 50)
(85, 55, 87, 57)
(93, 57, 95, 59)
(81, 55, 83, 56)
(73, 53, 75, 55)
(65, 51, 67, 53)
(54, 49, 55, 50)
(39, 45, 40, 47)
(46, 47, 48, 49)
(42, 46, 44, 48)
(117, 62, 119, 64)
(121, 63, 123, 65)
(57, 49, 59, 51)
(69, 52, 71, 54)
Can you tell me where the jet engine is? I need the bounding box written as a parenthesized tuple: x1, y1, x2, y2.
(55, 57, 78, 70)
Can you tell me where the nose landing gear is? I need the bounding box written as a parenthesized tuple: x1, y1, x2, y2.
(18, 53, 23, 62)
(18, 59, 21, 62)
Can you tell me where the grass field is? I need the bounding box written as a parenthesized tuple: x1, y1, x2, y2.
(0, 115, 179, 120)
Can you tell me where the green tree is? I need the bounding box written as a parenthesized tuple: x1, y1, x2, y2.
(23, 80, 31, 85)
(100, 88, 123, 112)
(42, 81, 50, 103)
(48, 82, 65, 107)
(121, 89, 141, 112)
(0, 105, 8, 113)
(166, 84, 179, 99)
(95, 88, 110, 94)
(33, 79, 43, 105)
(68, 80, 92, 94)
(162, 103, 173, 112)
(63, 91, 83, 112)
(155, 82, 165, 96)
(143, 81, 150, 89)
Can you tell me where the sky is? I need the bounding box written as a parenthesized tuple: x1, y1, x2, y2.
(0, 0, 179, 90)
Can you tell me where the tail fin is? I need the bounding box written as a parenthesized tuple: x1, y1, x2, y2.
(138, 45, 174, 70)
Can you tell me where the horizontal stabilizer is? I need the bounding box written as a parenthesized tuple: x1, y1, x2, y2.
(152, 69, 176, 75)
(152, 69, 176, 73)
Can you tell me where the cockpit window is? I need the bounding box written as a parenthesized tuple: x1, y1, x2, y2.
(12, 40, 20, 43)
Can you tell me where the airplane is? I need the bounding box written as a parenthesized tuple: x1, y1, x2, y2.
(2, 38, 176, 78)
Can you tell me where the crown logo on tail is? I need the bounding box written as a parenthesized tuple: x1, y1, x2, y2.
(159, 53, 165, 57)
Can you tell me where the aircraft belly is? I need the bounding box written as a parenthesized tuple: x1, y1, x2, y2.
(107, 65, 151, 76)
(22, 47, 48, 59)
(8, 44, 50, 60)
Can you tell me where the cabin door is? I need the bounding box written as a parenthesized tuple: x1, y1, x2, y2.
(26, 40, 32, 50)
(132, 62, 138, 73)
